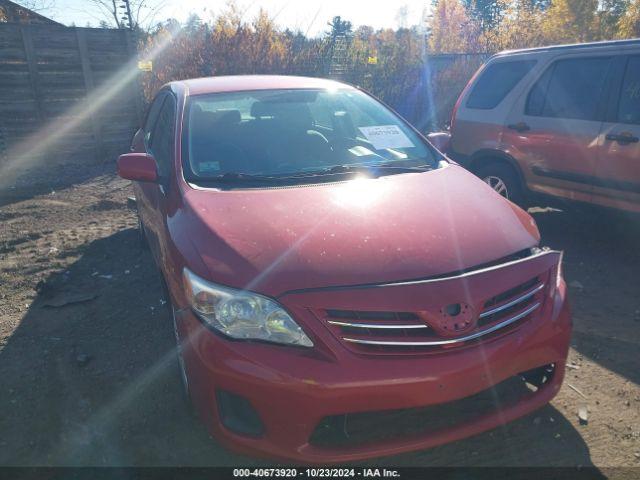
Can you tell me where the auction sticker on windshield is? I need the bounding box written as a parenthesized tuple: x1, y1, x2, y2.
(359, 125, 414, 150)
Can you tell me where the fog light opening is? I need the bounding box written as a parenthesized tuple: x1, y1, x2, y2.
(216, 390, 265, 437)
(519, 363, 556, 392)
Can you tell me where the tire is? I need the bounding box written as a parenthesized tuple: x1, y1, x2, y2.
(171, 303, 191, 400)
(137, 215, 149, 250)
(474, 161, 526, 206)
(160, 276, 191, 403)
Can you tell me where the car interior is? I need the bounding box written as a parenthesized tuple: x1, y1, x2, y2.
(185, 91, 435, 179)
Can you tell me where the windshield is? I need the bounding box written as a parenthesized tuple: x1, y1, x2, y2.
(182, 88, 438, 183)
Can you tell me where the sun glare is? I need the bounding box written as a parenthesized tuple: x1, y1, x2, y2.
(331, 175, 390, 209)
(0, 28, 181, 189)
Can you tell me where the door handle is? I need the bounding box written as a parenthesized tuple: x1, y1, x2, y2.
(605, 132, 639, 144)
(507, 122, 531, 133)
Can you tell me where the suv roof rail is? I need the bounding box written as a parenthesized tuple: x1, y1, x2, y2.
(496, 38, 640, 57)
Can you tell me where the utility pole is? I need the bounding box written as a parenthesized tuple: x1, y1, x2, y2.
(118, 0, 134, 29)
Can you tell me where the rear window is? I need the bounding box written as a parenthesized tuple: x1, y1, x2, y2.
(526, 56, 612, 121)
(466, 60, 536, 110)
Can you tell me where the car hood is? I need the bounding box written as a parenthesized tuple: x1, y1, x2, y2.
(181, 164, 540, 297)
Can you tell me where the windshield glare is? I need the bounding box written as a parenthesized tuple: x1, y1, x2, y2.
(183, 88, 437, 181)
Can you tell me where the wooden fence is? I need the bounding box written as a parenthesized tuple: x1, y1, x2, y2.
(0, 24, 142, 167)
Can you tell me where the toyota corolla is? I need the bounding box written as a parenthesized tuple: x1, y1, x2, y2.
(117, 75, 571, 463)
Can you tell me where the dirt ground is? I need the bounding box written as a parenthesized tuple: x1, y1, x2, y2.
(0, 165, 639, 469)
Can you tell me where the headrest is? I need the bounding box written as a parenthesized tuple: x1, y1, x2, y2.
(213, 109, 241, 125)
(190, 108, 241, 135)
(251, 101, 270, 118)
(250, 101, 313, 127)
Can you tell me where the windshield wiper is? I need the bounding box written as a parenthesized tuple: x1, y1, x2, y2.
(281, 163, 432, 179)
(196, 163, 434, 185)
(204, 172, 283, 183)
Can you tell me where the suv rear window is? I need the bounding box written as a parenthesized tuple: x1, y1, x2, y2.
(466, 60, 536, 110)
(526, 57, 612, 121)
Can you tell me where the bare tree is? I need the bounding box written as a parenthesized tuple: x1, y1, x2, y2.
(14, 0, 56, 12)
(84, 0, 165, 30)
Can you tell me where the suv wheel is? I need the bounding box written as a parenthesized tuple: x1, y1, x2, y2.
(475, 162, 525, 206)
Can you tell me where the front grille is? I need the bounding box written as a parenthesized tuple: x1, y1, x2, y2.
(309, 364, 556, 448)
(320, 276, 546, 354)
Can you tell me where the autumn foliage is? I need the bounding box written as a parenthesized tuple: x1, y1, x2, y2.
(138, 0, 640, 130)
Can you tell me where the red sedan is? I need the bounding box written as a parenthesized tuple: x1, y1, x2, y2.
(117, 75, 571, 463)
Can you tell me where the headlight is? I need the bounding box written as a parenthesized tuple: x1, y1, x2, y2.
(182, 268, 313, 347)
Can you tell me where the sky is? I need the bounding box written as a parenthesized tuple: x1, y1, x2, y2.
(42, 0, 431, 36)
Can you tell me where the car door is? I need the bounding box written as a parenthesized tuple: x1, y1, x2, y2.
(503, 54, 615, 205)
(134, 92, 165, 236)
(596, 54, 640, 211)
(138, 92, 177, 265)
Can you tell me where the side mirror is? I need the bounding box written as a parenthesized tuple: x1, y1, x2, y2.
(117, 153, 158, 183)
(426, 131, 451, 154)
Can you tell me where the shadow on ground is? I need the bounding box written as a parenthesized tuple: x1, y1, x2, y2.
(0, 229, 256, 466)
(532, 207, 640, 386)
(0, 163, 114, 209)
(0, 227, 602, 468)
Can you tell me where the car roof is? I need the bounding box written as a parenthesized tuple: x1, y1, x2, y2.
(495, 38, 640, 58)
(174, 75, 354, 96)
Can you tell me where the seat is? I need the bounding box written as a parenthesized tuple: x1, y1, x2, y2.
(189, 108, 244, 175)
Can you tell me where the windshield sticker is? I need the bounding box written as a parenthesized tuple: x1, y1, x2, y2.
(199, 161, 221, 173)
(358, 125, 414, 150)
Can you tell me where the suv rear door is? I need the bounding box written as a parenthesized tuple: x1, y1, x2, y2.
(503, 54, 615, 205)
(451, 58, 536, 157)
(596, 54, 640, 211)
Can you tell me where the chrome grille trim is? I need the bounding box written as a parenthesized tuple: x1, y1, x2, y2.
(342, 302, 541, 347)
(283, 250, 560, 295)
(327, 320, 429, 330)
(480, 282, 545, 319)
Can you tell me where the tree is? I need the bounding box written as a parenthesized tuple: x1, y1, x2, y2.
(184, 13, 202, 33)
(12, 0, 56, 13)
(396, 4, 410, 29)
(0, 0, 56, 23)
(482, 0, 548, 50)
(596, 0, 630, 39)
(327, 16, 353, 38)
(540, 0, 599, 43)
(463, 0, 506, 29)
(85, 0, 165, 30)
(617, 0, 640, 38)
(428, 0, 482, 52)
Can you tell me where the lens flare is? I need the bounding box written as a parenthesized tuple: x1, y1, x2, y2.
(331, 175, 389, 209)
(0, 28, 181, 189)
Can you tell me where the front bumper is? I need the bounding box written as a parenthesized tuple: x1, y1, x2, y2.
(175, 280, 571, 463)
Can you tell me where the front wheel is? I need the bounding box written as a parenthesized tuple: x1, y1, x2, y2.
(475, 162, 525, 206)
(161, 276, 191, 403)
(171, 304, 190, 399)
(137, 215, 149, 250)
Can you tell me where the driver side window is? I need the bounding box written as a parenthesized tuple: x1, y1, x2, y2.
(148, 94, 177, 181)
(143, 93, 166, 148)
